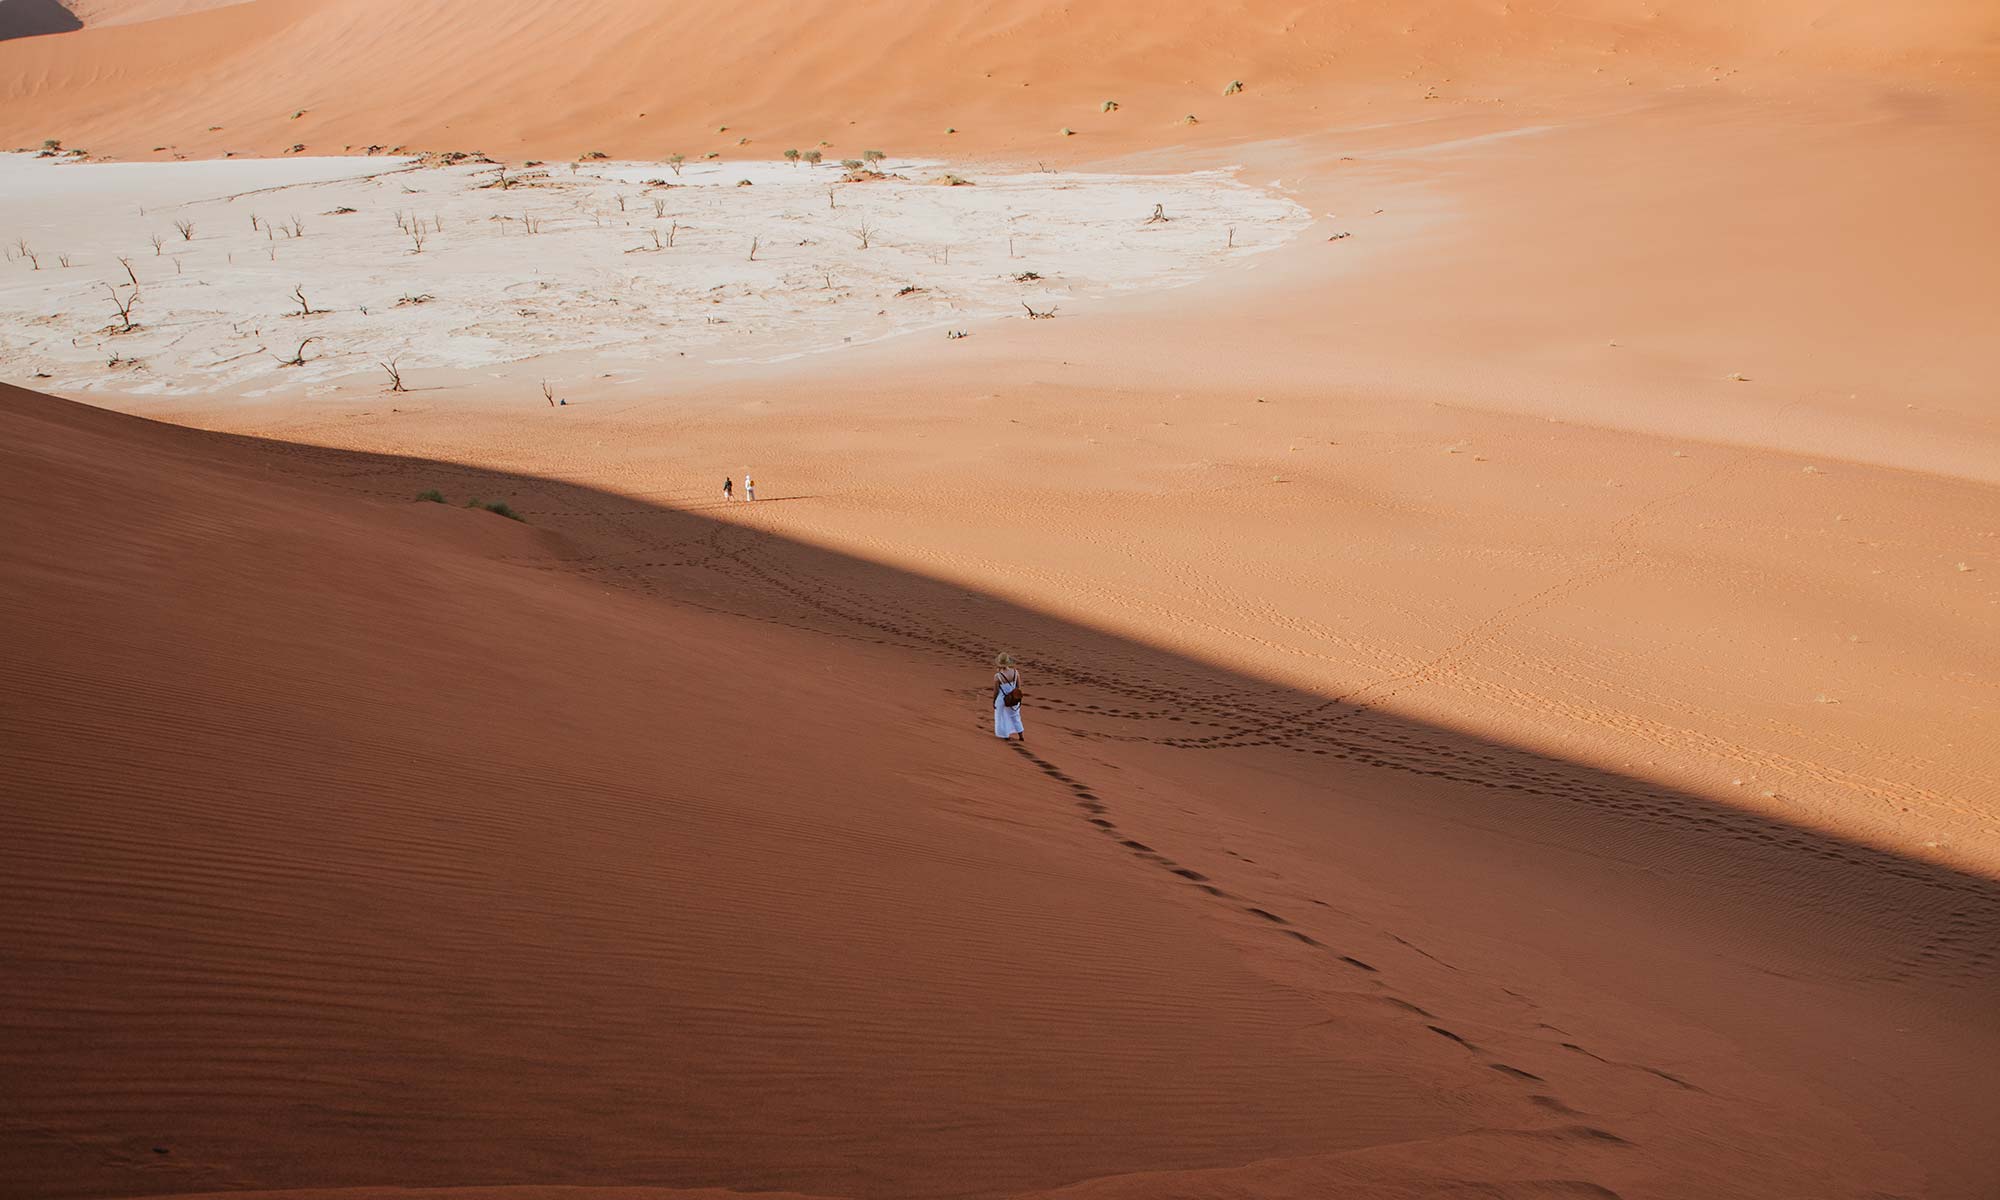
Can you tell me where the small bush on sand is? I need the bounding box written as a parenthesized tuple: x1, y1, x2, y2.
(483, 501, 523, 521)
(416, 489, 446, 503)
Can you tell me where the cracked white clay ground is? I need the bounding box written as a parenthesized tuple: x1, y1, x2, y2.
(0, 154, 1309, 397)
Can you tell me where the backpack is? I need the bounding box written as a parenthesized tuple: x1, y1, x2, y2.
(1001, 671, 1022, 708)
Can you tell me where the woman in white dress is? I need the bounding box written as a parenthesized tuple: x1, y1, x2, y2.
(993, 653, 1025, 742)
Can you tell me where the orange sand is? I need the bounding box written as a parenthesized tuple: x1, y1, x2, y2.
(3, 3, 1998, 1199)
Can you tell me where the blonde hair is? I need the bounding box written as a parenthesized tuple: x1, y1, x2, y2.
(995, 652, 1016, 667)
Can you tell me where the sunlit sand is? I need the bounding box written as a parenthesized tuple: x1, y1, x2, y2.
(3, 2, 1997, 1199)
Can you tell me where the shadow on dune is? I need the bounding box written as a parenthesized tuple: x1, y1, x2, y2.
(233, 417, 2000, 977)
(0, 0, 82, 42)
(3, 385, 1996, 1199)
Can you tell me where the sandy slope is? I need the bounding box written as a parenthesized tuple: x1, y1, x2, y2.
(0, 385, 1471, 1198)
(140, 88, 2000, 881)
(2, 0, 1995, 163)
(4, 382, 1996, 1200)
(3, 2, 1999, 1198)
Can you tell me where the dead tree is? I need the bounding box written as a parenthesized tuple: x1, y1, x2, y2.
(652, 197, 667, 219)
(1023, 302, 1058, 319)
(749, 236, 760, 261)
(173, 218, 196, 241)
(379, 360, 407, 392)
(150, 233, 165, 256)
(409, 224, 428, 254)
(275, 336, 320, 367)
(1144, 204, 1170, 224)
(541, 380, 556, 407)
(853, 220, 873, 249)
(291, 285, 326, 317)
(667, 221, 678, 247)
(117, 256, 139, 286)
(104, 284, 139, 332)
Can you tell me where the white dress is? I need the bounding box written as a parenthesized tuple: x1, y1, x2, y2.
(993, 671, 1024, 738)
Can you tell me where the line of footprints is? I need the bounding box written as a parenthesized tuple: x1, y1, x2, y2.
(1002, 736, 1686, 1148)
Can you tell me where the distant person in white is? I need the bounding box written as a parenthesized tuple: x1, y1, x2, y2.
(993, 653, 1025, 742)
(743, 472, 755, 501)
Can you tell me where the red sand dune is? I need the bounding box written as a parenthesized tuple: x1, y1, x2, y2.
(3, 0, 1996, 162)
(3, 2, 1999, 1198)
(3, 384, 1997, 1199)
